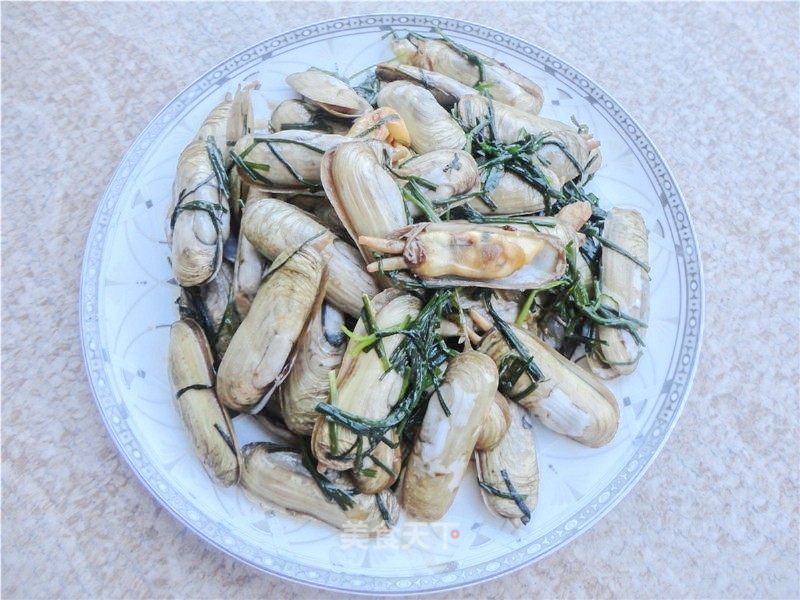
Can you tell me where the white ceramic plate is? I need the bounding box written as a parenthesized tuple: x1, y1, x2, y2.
(80, 14, 703, 595)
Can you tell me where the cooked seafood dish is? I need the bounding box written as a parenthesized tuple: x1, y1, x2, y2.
(165, 30, 650, 533)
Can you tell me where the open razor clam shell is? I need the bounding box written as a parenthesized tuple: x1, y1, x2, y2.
(240, 443, 398, 533)
(269, 99, 352, 135)
(392, 35, 544, 114)
(241, 194, 379, 317)
(588, 207, 650, 378)
(168, 319, 239, 486)
(216, 245, 327, 413)
(479, 324, 620, 448)
(232, 232, 267, 318)
(286, 68, 372, 118)
(362, 221, 567, 290)
(320, 139, 408, 262)
(377, 80, 466, 154)
(401, 351, 498, 521)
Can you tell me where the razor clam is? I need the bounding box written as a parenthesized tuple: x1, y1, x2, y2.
(393, 35, 544, 114)
(226, 82, 260, 154)
(475, 392, 512, 451)
(394, 150, 480, 216)
(311, 292, 422, 492)
(279, 303, 346, 436)
(232, 232, 267, 317)
(402, 351, 498, 521)
(216, 245, 326, 413)
(479, 324, 619, 447)
(457, 95, 601, 184)
(588, 208, 650, 378)
(168, 319, 239, 486)
(240, 443, 398, 533)
(376, 62, 475, 108)
(320, 140, 408, 259)
(230, 130, 348, 190)
(360, 221, 567, 290)
(179, 261, 239, 359)
(269, 99, 351, 135)
(168, 139, 231, 287)
(286, 68, 372, 118)
(195, 93, 233, 157)
(241, 194, 379, 317)
(475, 170, 560, 215)
(377, 81, 466, 154)
(348, 107, 411, 148)
(475, 401, 538, 525)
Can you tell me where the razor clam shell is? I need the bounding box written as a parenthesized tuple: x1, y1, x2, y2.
(240, 444, 398, 533)
(457, 95, 601, 183)
(588, 208, 650, 378)
(190, 261, 237, 358)
(320, 140, 408, 259)
(377, 81, 466, 154)
(311, 292, 422, 491)
(168, 139, 231, 287)
(378, 221, 567, 290)
(231, 130, 348, 189)
(216, 245, 326, 413)
(286, 68, 372, 118)
(168, 319, 239, 486)
(233, 232, 267, 318)
(402, 351, 498, 521)
(395, 149, 479, 215)
(279, 303, 346, 436)
(479, 324, 619, 447)
(475, 392, 512, 452)
(475, 401, 538, 524)
(270, 99, 351, 135)
(393, 36, 544, 114)
(195, 93, 233, 161)
(241, 194, 379, 317)
(376, 63, 475, 107)
(226, 82, 260, 154)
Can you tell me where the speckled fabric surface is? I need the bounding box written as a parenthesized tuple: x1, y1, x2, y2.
(2, 2, 799, 598)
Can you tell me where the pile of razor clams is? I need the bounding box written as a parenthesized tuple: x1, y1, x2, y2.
(166, 33, 650, 533)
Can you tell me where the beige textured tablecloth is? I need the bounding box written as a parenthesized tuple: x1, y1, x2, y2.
(2, 2, 799, 598)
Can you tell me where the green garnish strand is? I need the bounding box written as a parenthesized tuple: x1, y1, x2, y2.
(360, 294, 391, 371)
(478, 470, 531, 524)
(327, 370, 340, 455)
(205, 136, 230, 201)
(299, 444, 356, 511)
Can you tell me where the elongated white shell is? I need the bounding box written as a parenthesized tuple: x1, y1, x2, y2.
(377, 81, 466, 153)
(375, 63, 476, 107)
(168, 319, 239, 486)
(240, 444, 398, 533)
(475, 401, 538, 525)
(279, 303, 346, 436)
(241, 194, 378, 317)
(320, 140, 408, 260)
(588, 208, 650, 378)
(402, 351, 499, 521)
(311, 292, 422, 493)
(394, 36, 544, 114)
(457, 95, 601, 184)
(479, 324, 619, 447)
(216, 245, 326, 413)
(231, 130, 348, 189)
